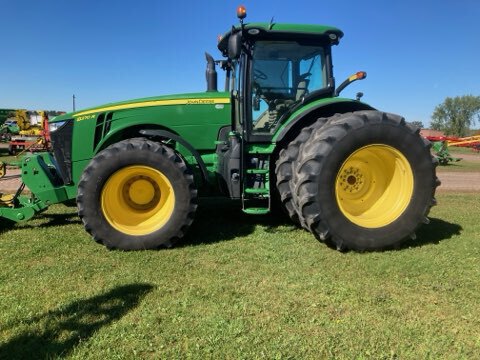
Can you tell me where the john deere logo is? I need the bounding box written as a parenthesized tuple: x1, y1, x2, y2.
(185, 99, 215, 105)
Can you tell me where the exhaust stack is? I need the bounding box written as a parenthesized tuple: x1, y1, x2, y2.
(205, 52, 218, 92)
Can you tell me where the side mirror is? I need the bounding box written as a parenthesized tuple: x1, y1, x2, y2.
(228, 32, 242, 59)
(335, 71, 367, 97)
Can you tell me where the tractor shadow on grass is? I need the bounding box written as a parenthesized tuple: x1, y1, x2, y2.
(0, 203, 81, 235)
(0, 283, 154, 359)
(0, 199, 462, 250)
(397, 217, 462, 250)
(180, 198, 293, 247)
(181, 199, 463, 250)
(30, 210, 83, 228)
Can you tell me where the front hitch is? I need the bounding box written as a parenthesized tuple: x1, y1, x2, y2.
(0, 153, 69, 222)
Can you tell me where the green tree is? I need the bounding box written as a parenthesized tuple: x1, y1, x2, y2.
(431, 95, 480, 136)
(408, 121, 424, 129)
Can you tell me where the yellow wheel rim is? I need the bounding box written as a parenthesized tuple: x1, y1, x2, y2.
(335, 145, 414, 228)
(101, 165, 175, 235)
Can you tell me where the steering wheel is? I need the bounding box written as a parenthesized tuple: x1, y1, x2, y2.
(254, 69, 268, 80)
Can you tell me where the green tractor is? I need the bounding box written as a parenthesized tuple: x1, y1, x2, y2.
(0, 120, 19, 140)
(431, 141, 461, 165)
(0, 7, 438, 251)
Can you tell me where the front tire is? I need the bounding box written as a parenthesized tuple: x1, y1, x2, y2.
(295, 111, 438, 251)
(77, 138, 197, 250)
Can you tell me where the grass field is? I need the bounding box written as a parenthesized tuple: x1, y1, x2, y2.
(437, 158, 480, 172)
(0, 193, 479, 359)
(434, 147, 480, 172)
(448, 146, 480, 155)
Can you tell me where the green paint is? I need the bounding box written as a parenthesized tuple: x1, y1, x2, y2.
(0, 153, 69, 222)
(20, 153, 70, 204)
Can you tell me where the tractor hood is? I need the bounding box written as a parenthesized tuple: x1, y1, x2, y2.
(48, 90, 232, 172)
(51, 92, 231, 123)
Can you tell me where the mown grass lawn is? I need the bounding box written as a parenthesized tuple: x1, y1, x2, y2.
(0, 194, 479, 359)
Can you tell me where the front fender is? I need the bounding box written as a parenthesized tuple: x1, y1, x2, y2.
(95, 120, 177, 154)
(95, 124, 209, 185)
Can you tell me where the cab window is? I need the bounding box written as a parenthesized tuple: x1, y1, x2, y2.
(251, 41, 327, 134)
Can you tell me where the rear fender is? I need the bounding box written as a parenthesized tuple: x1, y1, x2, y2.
(274, 99, 375, 146)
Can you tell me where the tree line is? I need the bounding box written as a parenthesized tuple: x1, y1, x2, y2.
(430, 95, 480, 137)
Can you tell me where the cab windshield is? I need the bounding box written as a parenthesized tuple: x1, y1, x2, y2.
(251, 40, 327, 133)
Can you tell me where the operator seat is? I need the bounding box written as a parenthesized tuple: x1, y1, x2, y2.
(253, 73, 311, 131)
(295, 73, 311, 101)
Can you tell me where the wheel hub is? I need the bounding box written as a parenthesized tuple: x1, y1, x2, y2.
(338, 166, 365, 194)
(123, 176, 161, 210)
(101, 165, 175, 236)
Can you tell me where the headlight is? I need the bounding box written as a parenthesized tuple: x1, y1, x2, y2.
(49, 121, 67, 132)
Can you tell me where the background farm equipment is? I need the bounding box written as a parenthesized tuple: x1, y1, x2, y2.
(5, 111, 51, 155)
(0, 119, 20, 141)
(447, 135, 480, 151)
(431, 141, 462, 165)
(426, 135, 480, 165)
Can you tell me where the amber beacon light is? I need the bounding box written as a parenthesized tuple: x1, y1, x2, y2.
(237, 5, 247, 19)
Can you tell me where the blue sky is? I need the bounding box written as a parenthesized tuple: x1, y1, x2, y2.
(0, 0, 478, 126)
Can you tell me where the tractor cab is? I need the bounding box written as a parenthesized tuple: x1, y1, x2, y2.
(217, 6, 343, 142)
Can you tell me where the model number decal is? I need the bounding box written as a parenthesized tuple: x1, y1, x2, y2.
(76, 114, 96, 121)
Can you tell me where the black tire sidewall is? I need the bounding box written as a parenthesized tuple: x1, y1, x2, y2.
(314, 121, 434, 250)
(79, 142, 194, 250)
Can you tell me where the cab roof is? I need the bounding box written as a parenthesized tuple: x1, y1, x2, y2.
(218, 22, 343, 55)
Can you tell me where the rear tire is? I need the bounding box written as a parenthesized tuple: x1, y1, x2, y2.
(275, 121, 322, 223)
(77, 138, 197, 250)
(295, 111, 438, 251)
